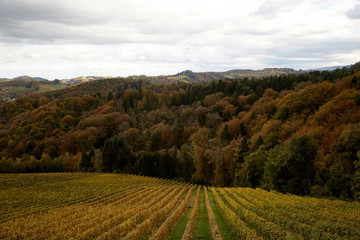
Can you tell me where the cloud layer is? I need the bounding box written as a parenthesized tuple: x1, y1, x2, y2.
(0, 0, 359, 79)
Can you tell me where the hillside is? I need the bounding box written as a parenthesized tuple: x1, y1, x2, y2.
(0, 62, 360, 200)
(0, 68, 304, 100)
(0, 77, 69, 100)
(60, 76, 112, 85)
(125, 68, 304, 84)
(165, 68, 304, 83)
(0, 76, 113, 100)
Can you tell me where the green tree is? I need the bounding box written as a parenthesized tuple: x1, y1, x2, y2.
(177, 143, 195, 182)
(245, 146, 268, 188)
(233, 137, 250, 186)
(264, 143, 289, 192)
(264, 133, 281, 150)
(264, 135, 317, 195)
(0, 157, 14, 173)
(275, 105, 290, 122)
(329, 124, 360, 198)
(102, 135, 134, 172)
(252, 135, 264, 151)
(135, 151, 156, 176)
(174, 121, 184, 148)
(157, 150, 176, 179)
(214, 158, 226, 187)
(287, 135, 317, 195)
(351, 75, 358, 88)
(192, 146, 211, 185)
(107, 91, 114, 101)
(221, 124, 230, 141)
(27, 156, 41, 173)
(40, 153, 52, 172)
(353, 151, 360, 200)
(79, 148, 94, 171)
(148, 129, 161, 151)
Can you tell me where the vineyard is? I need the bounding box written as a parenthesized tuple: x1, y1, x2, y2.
(1, 173, 360, 239)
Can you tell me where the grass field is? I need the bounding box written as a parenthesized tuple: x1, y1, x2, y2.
(38, 82, 67, 92)
(1, 173, 359, 239)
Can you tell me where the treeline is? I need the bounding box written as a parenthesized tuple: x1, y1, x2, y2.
(1, 63, 360, 200)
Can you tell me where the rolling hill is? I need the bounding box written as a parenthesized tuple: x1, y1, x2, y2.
(0, 68, 304, 100)
(0, 77, 69, 100)
(0, 62, 360, 201)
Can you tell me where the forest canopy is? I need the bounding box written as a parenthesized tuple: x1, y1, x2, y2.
(1, 63, 360, 200)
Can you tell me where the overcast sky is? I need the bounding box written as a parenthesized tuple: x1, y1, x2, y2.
(0, 0, 359, 79)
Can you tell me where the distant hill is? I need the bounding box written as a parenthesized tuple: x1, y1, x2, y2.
(0, 65, 356, 100)
(13, 76, 47, 82)
(61, 76, 114, 85)
(143, 68, 305, 84)
(0, 77, 69, 100)
(312, 65, 351, 71)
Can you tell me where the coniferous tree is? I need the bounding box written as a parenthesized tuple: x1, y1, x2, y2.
(233, 137, 249, 186)
(102, 135, 133, 172)
(287, 135, 317, 195)
(221, 124, 230, 141)
(107, 91, 114, 101)
(79, 148, 94, 171)
(175, 121, 184, 148)
(245, 146, 267, 188)
(252, 135, 264, 151)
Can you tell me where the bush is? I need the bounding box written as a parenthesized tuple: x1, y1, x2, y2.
(310, 185, 332, 198)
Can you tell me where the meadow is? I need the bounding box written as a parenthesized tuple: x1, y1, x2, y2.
(0, 173, 359, 239)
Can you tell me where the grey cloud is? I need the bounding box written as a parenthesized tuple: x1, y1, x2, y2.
(253, 0, 303, 16)
(0, 0, 207, 45)
(0, 1, 104, 25)
(346, 4, 360, 19)
(0, 0, 359, 78)
(0, 0, 120, 43)
(261, 57, 327, 70)
(0, 19, 166, 45)
(0, 7, 73, 42)
(274, 40, 358, 56)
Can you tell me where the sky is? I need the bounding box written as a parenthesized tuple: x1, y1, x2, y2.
(0, 0, 359, 79)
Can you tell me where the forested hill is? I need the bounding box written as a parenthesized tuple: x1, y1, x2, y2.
(1, 62, 360, 200)
(140, 67, 304, 84)
(0, 68, 303, 100)
(0, 78, 69, 100)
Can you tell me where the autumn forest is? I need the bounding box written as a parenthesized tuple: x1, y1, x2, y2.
(1, 63, 360, 200)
